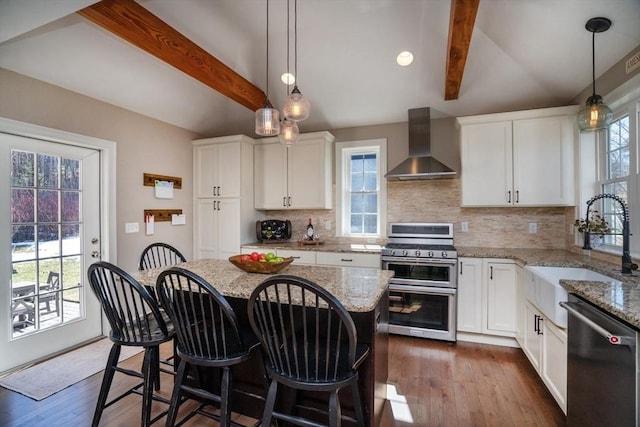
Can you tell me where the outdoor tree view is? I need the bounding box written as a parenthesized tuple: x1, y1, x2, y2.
(11, 150, 83, 337)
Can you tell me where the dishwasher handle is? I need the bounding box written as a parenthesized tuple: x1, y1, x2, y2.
(560, 301, 633, 346)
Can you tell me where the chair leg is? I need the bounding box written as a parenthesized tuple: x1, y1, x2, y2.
(151, 347, 161, 390)
(141, 346, 157, 427)
(328, 391, 341, 427)
(350, 379, 365, 427)
(262, 380, 278, 427)
(166, 359, 188, 427)
(220, 366, 232, 427)
(92, 344, 121, 427)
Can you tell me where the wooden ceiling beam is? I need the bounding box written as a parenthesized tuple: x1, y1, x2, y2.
(444, 0, 480, 100)
(77, 0, 266, 111)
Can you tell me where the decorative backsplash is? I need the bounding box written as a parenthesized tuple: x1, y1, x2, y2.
(264, 179, 576, 249)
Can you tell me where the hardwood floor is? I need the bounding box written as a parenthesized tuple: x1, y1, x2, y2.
(0, 336, 566, 426)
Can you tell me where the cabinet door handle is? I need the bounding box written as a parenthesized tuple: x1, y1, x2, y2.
(536, 315, 543, 335)
(287, 196, 292, 207)
(459, 262, 463, 275)
(515, 190, 519, 203)
(291, 256, 301, 259)
(283, 197, 287, 207)
(341, 258, 353, 262)
(490, 266, 493, 280)
(217, 186, 221, 196)
(212, 186, 216, 197)
(507, 190, 511, 203)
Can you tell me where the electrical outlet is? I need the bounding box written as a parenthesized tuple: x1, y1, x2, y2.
(461, 222, 469, 232)
(125, 222, 139, 233)
(528, 222, 537, 234)
(324, 220, 331, 230)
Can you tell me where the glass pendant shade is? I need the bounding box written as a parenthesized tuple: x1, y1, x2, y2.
(255, 103, 280, 136)
(578, 95, 613, 132)
(283, 85, 310, 122)
(278, 119, 299, 146)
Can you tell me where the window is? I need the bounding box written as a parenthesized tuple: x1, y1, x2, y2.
(336, 139, 387, 237)
(600, 115, 630, 247)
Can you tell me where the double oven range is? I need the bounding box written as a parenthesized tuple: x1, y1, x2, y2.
(381, 223, 458, 342)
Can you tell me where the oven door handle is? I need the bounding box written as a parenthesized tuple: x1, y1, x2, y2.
(389, 284, 457, 295)
(381, 257, 457, 266)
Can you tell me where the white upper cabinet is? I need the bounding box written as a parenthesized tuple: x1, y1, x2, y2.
(194, 136, 247, 198)
(254, 131, 334, 210)
(458, 106, 578, 207)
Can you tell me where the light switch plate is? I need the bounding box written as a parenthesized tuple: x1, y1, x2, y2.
(528, 223, 537, 234)
(125, 222, 139, 233)
(461, 222, 469, 232)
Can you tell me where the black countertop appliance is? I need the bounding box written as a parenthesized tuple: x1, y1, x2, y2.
(256, 219, 292, 242)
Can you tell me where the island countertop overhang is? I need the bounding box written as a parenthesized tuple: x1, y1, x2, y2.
(133, 258, 393, 312)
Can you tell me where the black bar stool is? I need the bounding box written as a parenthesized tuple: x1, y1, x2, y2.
(248, 275, 370, 427)
(156, 267, 260, 427)
(87, 261, 175, 427)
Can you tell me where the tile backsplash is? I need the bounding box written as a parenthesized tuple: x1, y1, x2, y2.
(264, 179, 576, 249)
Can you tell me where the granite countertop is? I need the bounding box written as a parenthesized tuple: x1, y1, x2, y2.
(458, 247, 640, 329)
(242, 241, 382, 254)
(133, 258, 393, 312)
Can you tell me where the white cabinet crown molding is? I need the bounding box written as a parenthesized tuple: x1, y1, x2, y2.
(456, 105, 580, 126)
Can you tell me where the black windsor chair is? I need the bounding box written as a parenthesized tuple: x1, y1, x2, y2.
(156, 267, 260, 427)
(87, 261, 175, 427)
(139, 243, 186, 272)
(248, 275, 370, 427)
(139, 243, 186, 367)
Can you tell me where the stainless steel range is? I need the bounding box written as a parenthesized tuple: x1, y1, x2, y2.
(381, 223, 457, 342)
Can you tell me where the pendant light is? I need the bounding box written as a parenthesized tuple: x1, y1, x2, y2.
(577, 17, 613, 133)
(282, 0, 310, 122)
(279, 0, 300, 145)
(255, 0, 280, 136)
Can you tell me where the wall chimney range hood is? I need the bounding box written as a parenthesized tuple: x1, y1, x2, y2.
(385, 107, 456, 180)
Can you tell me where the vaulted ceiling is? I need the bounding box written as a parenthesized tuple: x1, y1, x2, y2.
(1, 0, 639, 137)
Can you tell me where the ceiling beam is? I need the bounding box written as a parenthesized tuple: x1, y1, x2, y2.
(444, 0, 479, 100)
(77, 0, 266, 111)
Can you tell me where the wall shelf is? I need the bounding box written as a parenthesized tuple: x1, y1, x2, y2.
(144, 209, 183, 222)
(143, 173, 182, 189)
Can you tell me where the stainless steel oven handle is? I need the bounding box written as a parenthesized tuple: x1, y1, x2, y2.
(389, 284, 457, 295)
(381, 257, 457, 266)
(560, 301, 633, 346)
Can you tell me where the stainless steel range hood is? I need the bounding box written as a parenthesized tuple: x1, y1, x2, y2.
(385, 107, 456, 180)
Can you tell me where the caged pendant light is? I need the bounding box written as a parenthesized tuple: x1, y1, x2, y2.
(279, 0, 300, 145)
(255, 0, 280, 136)
(577, 17, 613, 133)
(282, 0, 310, 122)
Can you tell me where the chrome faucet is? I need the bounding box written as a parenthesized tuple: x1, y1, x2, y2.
(584, 193, 638, 274)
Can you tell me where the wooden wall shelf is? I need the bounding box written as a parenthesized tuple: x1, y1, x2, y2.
(143, 173, 182, 189)
(144, 209, 183, 222)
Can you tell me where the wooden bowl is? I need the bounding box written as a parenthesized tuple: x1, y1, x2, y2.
(228, 255, 294, 274)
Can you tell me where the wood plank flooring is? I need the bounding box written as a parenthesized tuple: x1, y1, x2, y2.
(0, 335, 566, 426)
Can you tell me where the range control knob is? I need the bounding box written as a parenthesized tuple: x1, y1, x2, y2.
(415, 250, 421, 257)
(389, 250, 395, 256)
(402, 250, 408, 257)
(442, 251, 448, 258)
(427, 251, 434, 258)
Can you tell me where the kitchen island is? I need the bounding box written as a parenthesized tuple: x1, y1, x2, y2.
(133, 258, 393, 426)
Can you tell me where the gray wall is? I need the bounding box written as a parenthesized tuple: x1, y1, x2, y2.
(0, 68, 197, 273)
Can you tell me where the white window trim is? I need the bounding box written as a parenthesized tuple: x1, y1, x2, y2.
(335, 139, 387, 238)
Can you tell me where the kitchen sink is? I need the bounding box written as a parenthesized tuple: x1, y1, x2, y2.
(524, 266, 621, 328)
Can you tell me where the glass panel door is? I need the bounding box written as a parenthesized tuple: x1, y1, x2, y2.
(1, 132, 102, 372)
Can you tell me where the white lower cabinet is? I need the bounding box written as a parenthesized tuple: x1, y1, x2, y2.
(522, 301, 567, 413)
(276, 249, 316, 265)
(195, 198, 242, 260)
(457, 258, 517, 341)
(316, 252, 380, 268)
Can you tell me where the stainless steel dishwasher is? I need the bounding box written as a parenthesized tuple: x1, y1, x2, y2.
(560, 294, 639, 426)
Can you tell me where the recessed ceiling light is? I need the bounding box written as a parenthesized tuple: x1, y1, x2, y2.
(396, 51, 414, 66)
(281, 72, 295, 85)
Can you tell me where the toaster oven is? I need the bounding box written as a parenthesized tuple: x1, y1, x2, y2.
(256, 219, 292, 242)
